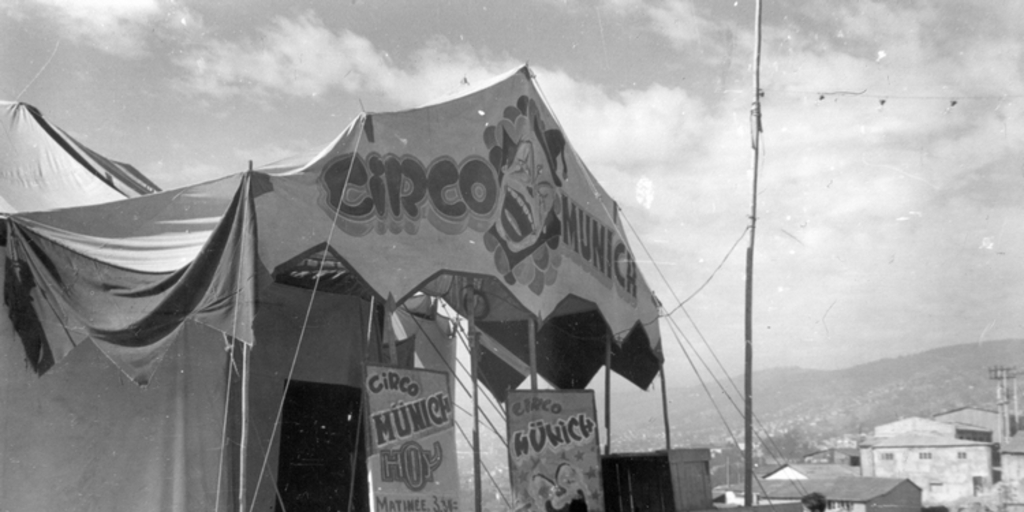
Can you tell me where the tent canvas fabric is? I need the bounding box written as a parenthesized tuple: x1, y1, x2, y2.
(0, 65, 662, 510)
(0, 100, 159, 213)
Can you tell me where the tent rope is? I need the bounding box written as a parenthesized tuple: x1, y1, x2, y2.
(618, 195, 808, 499)
(531, 71, 660, 339)
(248, 116, 366, 512)
(247, 418, 291, 512)
(403, 303, 510, 441)
(663, 314, 796, 505)
(664, 310, 809, 498)
(453, 414, 513, 509)
(450, 319, 509, 423)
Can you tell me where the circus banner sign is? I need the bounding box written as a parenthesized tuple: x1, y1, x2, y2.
(507, 390, 604, 512)
(365, 365, 459, 512)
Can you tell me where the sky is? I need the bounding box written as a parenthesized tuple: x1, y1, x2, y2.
(2, 0, 1023, 392)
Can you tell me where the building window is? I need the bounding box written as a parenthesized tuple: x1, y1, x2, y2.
(920, 452, 932, 460)
(881, 453, 894, 460)
(958, 452, 968, 460)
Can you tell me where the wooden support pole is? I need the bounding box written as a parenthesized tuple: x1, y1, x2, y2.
(744, 0, 764, 506)
(469, 293, 482, 512)
(238, 342, 251, 512)
(386, 298, 398, 366)
(660, 362, 671, 452)
(604, 333, 612, 456)
(528, 317, 538, 390)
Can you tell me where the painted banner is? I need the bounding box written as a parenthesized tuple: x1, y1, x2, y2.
(507, 390, 603, 512)
(365, 365, 459, 512)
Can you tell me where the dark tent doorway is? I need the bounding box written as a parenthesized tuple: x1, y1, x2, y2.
(276, 380, 368, 512)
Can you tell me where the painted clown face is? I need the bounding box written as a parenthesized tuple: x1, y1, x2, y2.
(496, 137, 557, 253)
(556, 464, 582, 492)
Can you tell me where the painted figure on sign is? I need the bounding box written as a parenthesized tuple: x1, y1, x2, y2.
(551, 463, 589, 512)
(483, 95, 568, 294)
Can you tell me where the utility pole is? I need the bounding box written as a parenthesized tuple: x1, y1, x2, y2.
(1014, 373, 1020, 436)
(743, 0, 764, 506)
(989, 366, 1016, 444)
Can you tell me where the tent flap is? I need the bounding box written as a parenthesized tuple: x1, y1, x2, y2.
(3, 173, 260, 383)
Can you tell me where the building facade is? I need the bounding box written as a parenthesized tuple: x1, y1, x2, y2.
(864, 433, 992, 505)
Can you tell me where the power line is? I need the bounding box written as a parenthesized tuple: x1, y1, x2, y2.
(619, 207, 809, 496)
(664, 313, 796, 505)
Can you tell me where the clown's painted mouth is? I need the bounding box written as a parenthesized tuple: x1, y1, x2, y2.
(501, 187, 534, 243)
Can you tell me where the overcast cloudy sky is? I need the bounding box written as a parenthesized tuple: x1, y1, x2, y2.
(2, 0, 1022, 390)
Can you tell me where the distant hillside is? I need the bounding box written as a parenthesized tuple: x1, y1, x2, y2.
(610, 339, 1024, 452)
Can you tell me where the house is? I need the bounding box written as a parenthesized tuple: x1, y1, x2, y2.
(716, 477, 921, 512)
(871, 416, 994, 443)
(861, 433, 992, 505)
(803, 448, 862, 466)
(765, 463, 862, 480)
(933, 406, 1002, 440)
(874, 417, 959, 438)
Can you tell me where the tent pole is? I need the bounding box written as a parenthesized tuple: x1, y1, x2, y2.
(660, 362, 671, 451)
(358, 296, 377, 511)
(385, 298, 399, 365)
(528, 317, 538, 390)
(744, 0, 764, 506)
(238, 342, 251, 512)
(469, 292, 482, 512)
(604, 333, 612, 456)
(347, 389, 366, 512)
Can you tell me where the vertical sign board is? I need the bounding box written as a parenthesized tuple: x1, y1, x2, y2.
(507, 390, 604, 512)
(365, 365, 459, 512)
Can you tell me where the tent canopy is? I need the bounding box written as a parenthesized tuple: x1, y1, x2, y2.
(1, 64, 665, 511)
(0, 100, 159, 213)
(6, 65, 662, 394)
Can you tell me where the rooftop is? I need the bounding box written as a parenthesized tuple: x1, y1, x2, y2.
(932, 405, 998, 417)
(766, 464, 861, 479)
(871, 433, 991, 448)
(721, 477, 918, 502)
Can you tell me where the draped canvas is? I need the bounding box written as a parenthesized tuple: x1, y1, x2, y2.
(4, 173, 260, 383)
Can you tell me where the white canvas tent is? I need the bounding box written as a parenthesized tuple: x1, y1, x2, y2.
(0, 100, 159, 213)
(0, 66, 662, 511)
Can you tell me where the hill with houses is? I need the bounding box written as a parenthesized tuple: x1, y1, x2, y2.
(611, 338, 1024, 454)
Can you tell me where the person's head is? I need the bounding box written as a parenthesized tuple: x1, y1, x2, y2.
(801, 492, 827, 512)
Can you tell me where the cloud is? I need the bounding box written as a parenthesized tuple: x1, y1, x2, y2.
(164, 4, 1023, 374)
(645, 1, 732, 48)
(559, 0, 1024, 373)
(18, 0, 203, 57)
(532, 67, 710, 169)
(176, 12, 514, 107)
